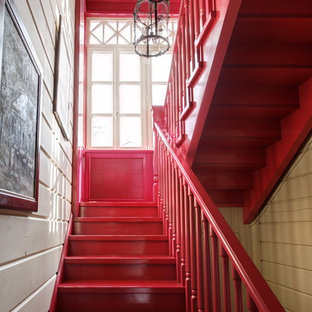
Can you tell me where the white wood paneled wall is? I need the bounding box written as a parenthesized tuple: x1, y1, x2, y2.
(218, 207, 261, 269)
(256, 135, 312, 312)
(220, 135, 312, 312)
(0, 0, 75, 311)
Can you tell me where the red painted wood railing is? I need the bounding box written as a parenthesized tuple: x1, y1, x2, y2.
(163, 0, 216, 146)
(154, 123, 285, 312)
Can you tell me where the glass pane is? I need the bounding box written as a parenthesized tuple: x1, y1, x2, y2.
(78, 116, 83, 147)
(118, 22, 127, 30)
(104, 24, 115, 43)
(120, 117, 142, 147)
(152, 84, 167, 106)
(118, 36, 127, 45)
(152, 53, 172, 82)
(107, 36, 117, 44)
(92, 52, 113, 81)
(90, 21, 100, 32)
(119, 53, 140, 81)
(173, 21, 178, 31)
(78, 82, 84, 114)
(91, 84, 113, 114)
(120, 24, 131, 43)
(119, 85, 141, 114)
(91, 116, 113, 147)
(90, 34, 101, 44)
(108, 21, 117, 31)
(91, 24, 103, 43)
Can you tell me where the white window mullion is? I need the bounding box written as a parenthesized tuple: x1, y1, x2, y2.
(144, 57, 153, 149)
(87, 48, 92, 147)
(113, 47, 119, 149)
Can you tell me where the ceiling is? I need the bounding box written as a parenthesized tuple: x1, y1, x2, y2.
(86, 0, 181, 16)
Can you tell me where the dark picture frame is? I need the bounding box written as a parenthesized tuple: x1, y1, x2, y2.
(53, 15, 72, 141)
(0, 0, 42, 211)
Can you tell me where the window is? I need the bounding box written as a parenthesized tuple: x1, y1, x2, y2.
(87, 18, 177, 149)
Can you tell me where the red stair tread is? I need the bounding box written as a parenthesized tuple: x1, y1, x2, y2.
(74, 217, 162, 222)
(68, 234, 170, 257)
(58, 280, 185, 293)
(64, 256, 175, 264)
(79, 202, 157, 207)
(69, 235, 168, 241)
(73, 218, 164, 235)
(79, 205, 158, 217)
(63, 257, 177, 281)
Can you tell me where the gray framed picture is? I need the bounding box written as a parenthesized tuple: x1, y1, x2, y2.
(0, 0, 42, 211)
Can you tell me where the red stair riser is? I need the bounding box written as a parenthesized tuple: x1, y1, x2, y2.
(57, 292, 185, 312)
(80, 206, 158, 217)
(79, 202, 157, 207)
(63, 262, 176, 281)
(73, 221, 163, 235)
(69, 239, 169, 257)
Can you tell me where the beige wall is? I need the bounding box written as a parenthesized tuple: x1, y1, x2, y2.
(255, 134, 312, 312)
(0, 0, 75, 311)
(220, 135, 312, 312)
(219, 207, 261, 269)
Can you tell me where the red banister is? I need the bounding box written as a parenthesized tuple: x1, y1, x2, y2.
(159, 0, 217, 147)
(154, 123, 285, 312)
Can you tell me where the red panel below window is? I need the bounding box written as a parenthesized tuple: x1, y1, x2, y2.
(84, 150, 153, 202)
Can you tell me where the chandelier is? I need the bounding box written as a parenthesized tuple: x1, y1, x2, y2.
(133, 0, 170, 58)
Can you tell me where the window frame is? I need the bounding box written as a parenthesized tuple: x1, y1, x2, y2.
(86, 17, 176, 150)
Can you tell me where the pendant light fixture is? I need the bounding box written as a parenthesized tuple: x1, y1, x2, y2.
(133, 0, 170, 57)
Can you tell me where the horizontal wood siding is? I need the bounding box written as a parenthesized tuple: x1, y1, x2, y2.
(0, 0, 75, 311)
(0, 247, 62, 311)
(0, 216, 67, 264)
(11, 275, 56, 312)
(219, 207, 261, 268)
(258, 135, 312, 311)
(219, 135, 312, 311)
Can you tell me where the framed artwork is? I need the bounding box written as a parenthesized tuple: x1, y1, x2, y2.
(0, 0, 42, 211)
(53, 15, 72, 141)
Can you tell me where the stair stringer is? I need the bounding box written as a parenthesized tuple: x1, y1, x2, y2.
(244, 75, 312, 223)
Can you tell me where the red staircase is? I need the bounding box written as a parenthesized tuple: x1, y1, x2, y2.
(53, 0, 310, 309)
(52, 202, 185, 311)
(50, 143, 285, 311)
(192, 0, 312, 222)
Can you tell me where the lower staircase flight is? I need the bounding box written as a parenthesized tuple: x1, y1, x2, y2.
(50, 202, 185, 312)
(50, 126, 285, 311)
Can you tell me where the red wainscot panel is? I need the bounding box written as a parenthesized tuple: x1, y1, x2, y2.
(84, 150, 154, 202)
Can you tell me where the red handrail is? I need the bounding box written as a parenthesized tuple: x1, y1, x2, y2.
(154, 123, 285, 312)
